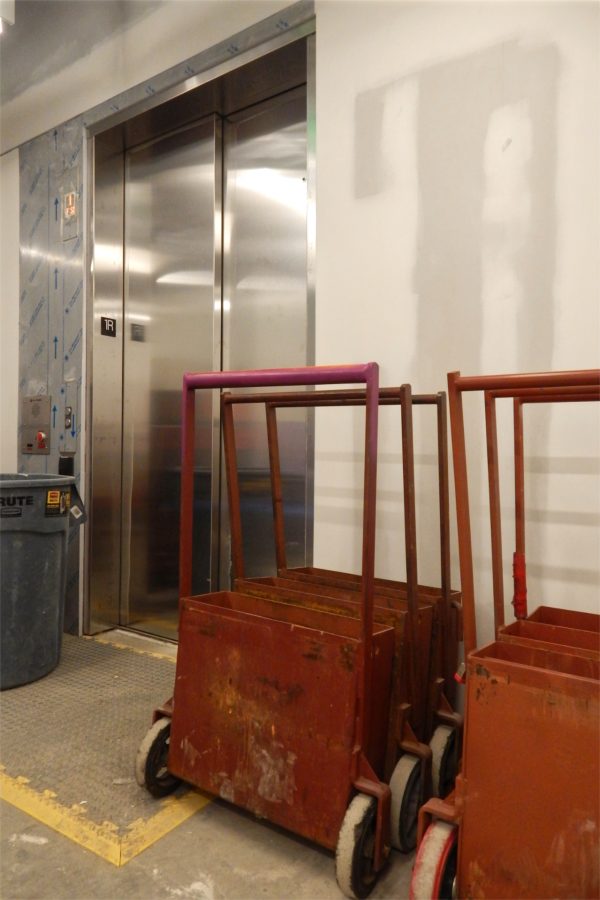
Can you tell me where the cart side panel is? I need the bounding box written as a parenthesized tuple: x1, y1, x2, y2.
(169, 599, 394, 849)
(235, 576, 435, 720)
(459, 642, 600, 899)
(499, 618, 600, 658)
(277, 570, 453, 705)
(527, 605, 600, 633)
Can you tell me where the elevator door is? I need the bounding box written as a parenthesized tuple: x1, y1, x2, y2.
(120, 90, 309, 640)
(122, 118, 217, 638)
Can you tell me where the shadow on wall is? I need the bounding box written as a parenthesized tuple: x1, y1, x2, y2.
(355, 38, 560, 383)
(354, 39, 566, 631)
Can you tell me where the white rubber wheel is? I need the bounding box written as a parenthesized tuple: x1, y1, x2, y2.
(429, 725, 457, 798)
(409, 820, 457, 900)
(335, 793, 378, 899)
(389, 754, 421, 852)
(135, 716, 181, 798)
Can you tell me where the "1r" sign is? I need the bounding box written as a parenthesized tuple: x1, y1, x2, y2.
(101, 317, 117, 337)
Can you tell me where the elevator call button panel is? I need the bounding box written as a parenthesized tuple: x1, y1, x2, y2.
(22, 395, 51, 455)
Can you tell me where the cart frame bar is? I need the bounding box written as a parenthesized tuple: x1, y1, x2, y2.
(447, 368, 600, 656)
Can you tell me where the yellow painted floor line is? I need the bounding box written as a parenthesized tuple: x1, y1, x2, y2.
(0, 767, 211, 866)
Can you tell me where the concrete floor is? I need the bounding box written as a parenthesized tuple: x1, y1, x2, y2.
(1, 797, 413, 900)
(0, 630, 414, 900)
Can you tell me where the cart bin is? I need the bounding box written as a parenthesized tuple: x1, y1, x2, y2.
(168, 592, 395, 850)
(526, 604, 599, 633)
(459, 640, 599, 898)
(498, 616, 600, 659)
(0, 473, 84, 689)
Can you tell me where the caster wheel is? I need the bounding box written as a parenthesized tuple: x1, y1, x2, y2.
(135, 716, 181, 798)
(335, 793, 378, 899)
(389, 754, 421, 852)
(429, 725, 458, 798)
(409, 820, 457, 900)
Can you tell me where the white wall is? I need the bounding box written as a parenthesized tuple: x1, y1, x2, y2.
(0, 148, 19, 472)
(313, 1, 600, 644)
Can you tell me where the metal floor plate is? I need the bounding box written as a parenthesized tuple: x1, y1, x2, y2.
(0, 634, 210, 865)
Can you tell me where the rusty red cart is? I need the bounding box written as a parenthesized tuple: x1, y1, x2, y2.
(410, 369, 600, 899)
(136, 364, 395, 899)
(219, 384, 463, 846)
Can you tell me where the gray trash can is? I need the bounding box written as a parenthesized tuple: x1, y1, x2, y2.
(0, 473, 85, 690)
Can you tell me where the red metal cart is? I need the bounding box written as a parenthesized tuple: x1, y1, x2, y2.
(220, 385, 463, 846)
(411, 369, 600, 899)
(136, 364, 395, 899)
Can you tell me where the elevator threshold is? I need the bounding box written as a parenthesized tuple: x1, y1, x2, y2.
(0, 633, 209, 866)
(95, 627, 179, 654)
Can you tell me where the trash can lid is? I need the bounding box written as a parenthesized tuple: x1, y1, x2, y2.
(0, 473, 76, 489)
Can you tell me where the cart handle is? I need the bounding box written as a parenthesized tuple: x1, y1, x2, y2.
(180, 363, 380, 756)
(485, 386, 600, 623)
(221, 386, 451, 605)
(447, 368, 600, 657)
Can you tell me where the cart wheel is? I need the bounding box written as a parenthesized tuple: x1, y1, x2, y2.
(409, 820, 457, 900)
(429, 725, 458, 798)
(335, 793, 378, 899)
(389, 753, 421, 852)
(135, 717, 181, 798)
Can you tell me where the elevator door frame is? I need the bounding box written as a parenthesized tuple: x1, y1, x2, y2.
(86, 29, 315, 636)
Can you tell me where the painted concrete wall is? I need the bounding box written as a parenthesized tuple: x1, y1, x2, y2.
(313, 1, 599, 644)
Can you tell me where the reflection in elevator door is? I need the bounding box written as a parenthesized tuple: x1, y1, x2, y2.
(121, 91, 309, 640)
(122, 119, 217, 639)
(222, 90, 310, 582)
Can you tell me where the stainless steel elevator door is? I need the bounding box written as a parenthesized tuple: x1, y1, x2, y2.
(222, 90, 310, 581)
(122, 119, 218, 639)
(117, 91, 310, 641)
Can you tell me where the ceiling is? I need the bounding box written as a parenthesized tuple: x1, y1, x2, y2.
(0, 0, 162, 105)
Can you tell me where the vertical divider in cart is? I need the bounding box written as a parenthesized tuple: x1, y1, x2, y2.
(513, 396, 526, 617)
(432, 391, 456, 691)
(484, 391, 506, 632)
(265, 403, 288, 572)
(399, 384, 422, 737)
(434, 394, 451, 616)
(220, 396, 245, 580)
(447, 372, 477, 658)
